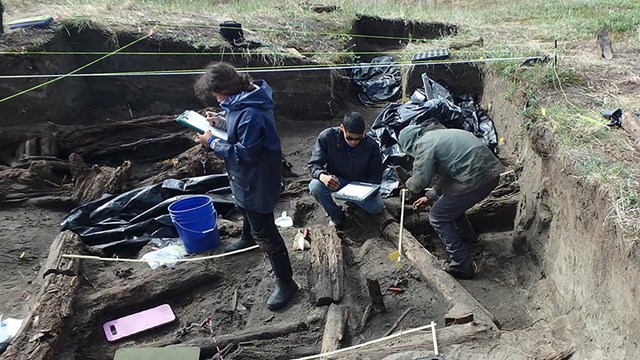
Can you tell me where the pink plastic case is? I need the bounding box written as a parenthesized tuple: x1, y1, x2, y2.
(103, 304, 176, 341)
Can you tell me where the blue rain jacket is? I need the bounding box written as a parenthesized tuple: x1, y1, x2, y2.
(211, 80, 282, 214)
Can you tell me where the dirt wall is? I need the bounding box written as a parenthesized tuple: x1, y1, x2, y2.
(484, 71, 640, 359)
(0, 27, 339, 126)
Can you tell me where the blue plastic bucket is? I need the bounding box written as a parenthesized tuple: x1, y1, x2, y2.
(168, 195, 220, 254)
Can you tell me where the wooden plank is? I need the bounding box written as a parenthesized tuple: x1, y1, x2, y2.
(308, 226, 344, 305)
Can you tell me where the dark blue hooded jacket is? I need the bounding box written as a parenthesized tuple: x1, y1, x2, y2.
(211, 80, 282, 214)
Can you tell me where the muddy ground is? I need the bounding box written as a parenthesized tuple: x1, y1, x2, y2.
(0, 103, 556, 359)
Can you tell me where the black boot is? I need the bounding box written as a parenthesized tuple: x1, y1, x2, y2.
(443, 261, 476, 279)
(266, 250, 298, 311)
(224, 237, 256, 252)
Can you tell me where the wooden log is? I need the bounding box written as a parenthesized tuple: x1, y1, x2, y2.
(24, 195, 76, 211)
(76, 262, 221, 319)
(321, 304, 348, 353)
(1, 231, 81, 360)
(366, 279, 386, 314)
(386, 183, 519, 235)
(308, 226, 344, 305)
(69, 153, 131, 204)
(13, 141, 26, 164)
(28, 159, 70, 184)
(325, 318, 574, 359)
(351, 209, 497, 328)
(55, 115, 189, 163)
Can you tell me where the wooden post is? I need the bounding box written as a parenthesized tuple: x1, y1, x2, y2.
(367, 279, 386, 314)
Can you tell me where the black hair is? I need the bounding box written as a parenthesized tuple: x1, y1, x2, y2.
(342, 112, 365, 133)
(194, 62, 253, 102)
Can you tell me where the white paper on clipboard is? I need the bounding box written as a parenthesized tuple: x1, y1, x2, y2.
(176, 110, 228, 141)
(334, 181, 380, 202)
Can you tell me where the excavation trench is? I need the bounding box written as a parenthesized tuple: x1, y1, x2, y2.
(0, 20, 631, 360)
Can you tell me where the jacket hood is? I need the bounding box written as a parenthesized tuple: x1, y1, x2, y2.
(220, 80, 275, 112)
(398, 125, 427, 156)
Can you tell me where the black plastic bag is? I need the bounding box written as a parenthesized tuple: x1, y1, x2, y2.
(350, 56, 402, 106)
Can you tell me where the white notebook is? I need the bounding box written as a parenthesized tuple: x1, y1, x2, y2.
(334, 181, 380, 202)
(176, 110, 228, 141)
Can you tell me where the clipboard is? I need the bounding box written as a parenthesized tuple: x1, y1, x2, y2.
(334, 181, 380, 202)
(176, 110, 228, 141)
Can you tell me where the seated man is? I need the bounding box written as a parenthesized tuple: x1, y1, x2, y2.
(398, 123, 503, 279)
(308, 112, 384, 227)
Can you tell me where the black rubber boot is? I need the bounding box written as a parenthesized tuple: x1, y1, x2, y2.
(443, 261, 476, 280)
(266, 250, 298, 311)
(223, 237, 256, 252)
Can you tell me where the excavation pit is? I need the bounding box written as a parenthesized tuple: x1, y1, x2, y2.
(2, 18, 629, 360)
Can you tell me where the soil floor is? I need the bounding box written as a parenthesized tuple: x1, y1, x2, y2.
(1, 107, 555, 359)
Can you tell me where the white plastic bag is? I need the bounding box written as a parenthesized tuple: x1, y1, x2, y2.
(140, 245, 187, 269)
(0, 316, 23, 351)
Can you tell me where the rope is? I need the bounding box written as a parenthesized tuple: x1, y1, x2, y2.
(0, 49, 515, 56)
(61, 244, 259, 263)
(0, 56, 542, 80)
(0, 32, 152, 104)
(293, 322, 436, 360)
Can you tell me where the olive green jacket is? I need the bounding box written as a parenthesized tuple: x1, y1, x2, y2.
(398, 125, 503, 195)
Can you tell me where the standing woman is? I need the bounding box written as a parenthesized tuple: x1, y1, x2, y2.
(194, 62, 297, 311)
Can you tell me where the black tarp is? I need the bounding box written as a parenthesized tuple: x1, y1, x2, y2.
(350, 56, 402, 106)
(61, 174, 234, 254)
(371, 73, 500, 197)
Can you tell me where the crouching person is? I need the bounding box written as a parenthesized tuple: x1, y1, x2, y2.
(308, 112, 384, 228)
(398, 123, 503, 279)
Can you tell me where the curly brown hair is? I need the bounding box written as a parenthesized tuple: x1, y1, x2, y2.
(194, 62, 253, 103)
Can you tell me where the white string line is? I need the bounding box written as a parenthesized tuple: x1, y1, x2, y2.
(0, 56, 543, 80)
(61, 244, 259, 263)
(293, 322, 436, 360)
